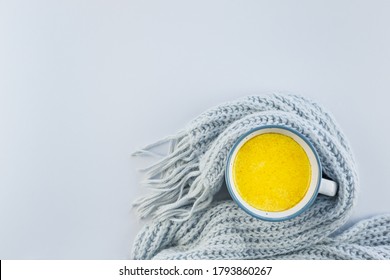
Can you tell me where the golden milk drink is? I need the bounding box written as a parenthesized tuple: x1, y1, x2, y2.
(232, 133, 312, 212)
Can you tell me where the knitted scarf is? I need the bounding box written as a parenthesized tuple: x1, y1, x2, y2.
(131, 93, 390, 260)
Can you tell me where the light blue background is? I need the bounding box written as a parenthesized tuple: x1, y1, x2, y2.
(1, 0, 389, 259)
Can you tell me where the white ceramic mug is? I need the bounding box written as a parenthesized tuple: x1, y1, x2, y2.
(225, 125, 338, 221)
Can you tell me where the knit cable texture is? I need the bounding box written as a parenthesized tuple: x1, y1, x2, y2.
(132, 93, 390, 259)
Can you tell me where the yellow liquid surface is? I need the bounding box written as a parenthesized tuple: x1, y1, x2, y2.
(232, 133, 312, 212)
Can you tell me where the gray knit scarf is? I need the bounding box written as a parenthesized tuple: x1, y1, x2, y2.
(131, 93, 390, 259)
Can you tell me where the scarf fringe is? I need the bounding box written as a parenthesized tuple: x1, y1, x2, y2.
(132, 131, 212, 221)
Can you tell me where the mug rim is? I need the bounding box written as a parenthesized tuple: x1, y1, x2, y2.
(225, 125, 322, 222)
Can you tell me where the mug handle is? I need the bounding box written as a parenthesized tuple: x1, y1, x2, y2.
(319, 178, 338, 196)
